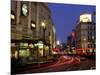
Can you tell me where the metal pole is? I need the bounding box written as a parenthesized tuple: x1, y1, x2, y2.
(43, 29, 45, 57)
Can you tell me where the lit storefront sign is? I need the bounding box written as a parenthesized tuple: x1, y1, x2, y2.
(19, 49, 30, 57)
(29, 43, 34, 48)
(20, 43, 28, 48)
(80, 13, 92, 22)
(38, 43, 43, 48)
(34, 41, 43, 48)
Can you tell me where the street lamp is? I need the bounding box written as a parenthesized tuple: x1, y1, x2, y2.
(31, 23, 36, 28)
(11, 14, 15, 20)
(31, 21, 36, 30)
(57, 40, 60, 45)
(11, 10, 16, 25)
(11, 10, 15, 20)
(30, 21, 36, 58)
(41, 22, 46, 28)
(56, 40, 60, 52)
(41, 21, 46, 57)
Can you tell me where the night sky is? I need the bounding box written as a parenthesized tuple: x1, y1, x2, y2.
(48, 3, 95, 43)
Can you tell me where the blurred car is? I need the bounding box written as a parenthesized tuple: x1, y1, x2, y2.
(75, 56, 87, 62)
(58, 55, 72, 63)
(80, 57, 87, 61)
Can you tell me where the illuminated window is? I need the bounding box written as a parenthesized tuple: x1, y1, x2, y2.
(19, 50, 27, 57)
(11, 14, 15, 20)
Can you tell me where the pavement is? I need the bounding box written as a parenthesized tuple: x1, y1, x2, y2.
(15, 57, 79, 74)
(12, 56, 96, 74)
(12, 60, 57, 74)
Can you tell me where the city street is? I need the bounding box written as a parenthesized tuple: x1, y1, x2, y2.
(11, 1, 96, 74)
(15, 56, 95, 74)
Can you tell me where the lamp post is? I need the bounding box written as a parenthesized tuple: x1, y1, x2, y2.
(41, 21, 46, 57)
(30, 21, 36, 58)
(11, 11, 16, 25)
(31, 21, 36, 30)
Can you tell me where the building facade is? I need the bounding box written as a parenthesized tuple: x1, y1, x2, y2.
(52, 25, 56, 49)
(76, 13, 96, 56)
(11, 0, 56, 63)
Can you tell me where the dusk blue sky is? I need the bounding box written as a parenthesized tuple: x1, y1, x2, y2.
(48, 3, 95, 43)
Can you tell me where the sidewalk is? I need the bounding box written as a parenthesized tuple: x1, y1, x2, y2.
(12, 60, 57, 74)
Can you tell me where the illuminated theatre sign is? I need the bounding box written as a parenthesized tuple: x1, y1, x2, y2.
(80, 13, 92, 22)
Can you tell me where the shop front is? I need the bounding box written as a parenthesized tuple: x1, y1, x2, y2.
(11, 39, 51, 65)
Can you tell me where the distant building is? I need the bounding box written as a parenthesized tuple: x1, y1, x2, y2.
(76, 13, 96, 56)
(66, 29, 76, 54)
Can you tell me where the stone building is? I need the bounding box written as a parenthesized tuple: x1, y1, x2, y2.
(76, 13, 96, 56)
(11, 0, 56, 63)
